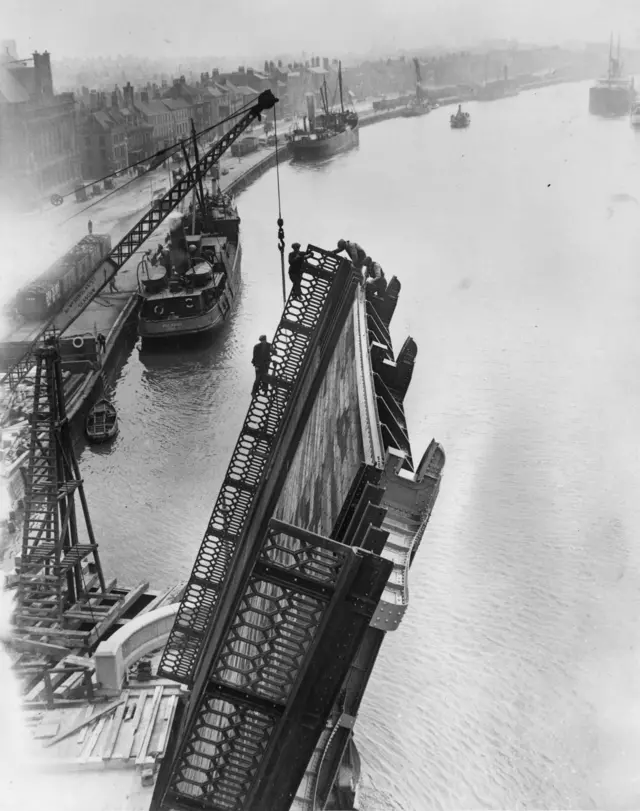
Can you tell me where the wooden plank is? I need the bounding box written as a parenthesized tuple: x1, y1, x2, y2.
(126, 691, 147, 759)
(135, 686, 163, 766)
(33, 722, 60, 739)
(149, 694, 177, 758)
(101, 690, 129, 761)
(79, 716, 106, 763)
(87, 581, 150, 646)
(77, 706, 95, 745)
(12, 639, 70, 658)
(44, 698, 125, 748)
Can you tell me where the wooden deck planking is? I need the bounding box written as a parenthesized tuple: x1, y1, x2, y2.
(273, 305, 363, 536)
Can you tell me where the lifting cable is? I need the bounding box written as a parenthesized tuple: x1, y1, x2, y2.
(50, 97, 259, 210)
(273, 108, 286, 306)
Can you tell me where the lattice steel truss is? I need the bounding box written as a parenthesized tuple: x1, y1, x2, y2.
(159, 246, 349, 686)
(152, 519, 392, 811)
(13, 337, 106, 645)
(6, 90, 278, 394)
(365, 291, 415, 471)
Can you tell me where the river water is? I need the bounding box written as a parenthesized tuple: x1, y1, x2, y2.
(67, 80, 640, 809)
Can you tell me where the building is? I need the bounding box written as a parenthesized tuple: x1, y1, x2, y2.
(159, 97, 191, 139)
(134, 95, 176, 151)
(79, 104, 129, 179)
(0, 45, 82, 210)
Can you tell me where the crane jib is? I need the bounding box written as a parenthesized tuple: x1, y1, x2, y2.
(9, 90, 279, 386)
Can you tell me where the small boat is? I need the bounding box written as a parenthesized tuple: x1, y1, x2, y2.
(450, 105, 471, 129)
(85, 398, 118, 443)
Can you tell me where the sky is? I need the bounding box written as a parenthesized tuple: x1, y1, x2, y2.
(1, 0, 640, 61)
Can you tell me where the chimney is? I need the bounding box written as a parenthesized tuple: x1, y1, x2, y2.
(39, 50, 54, 96)
(141, 90, 149, 103)
(323, 57, 329, 70)
(212, 68, 220, 78)
(123, 80, 134, 107)
(111, 90, 119, 108)
(238, 66, 245, 74)
(89, 90, 98, 110)
(173, 78, 180, 87)
(247, 67, 254, 75)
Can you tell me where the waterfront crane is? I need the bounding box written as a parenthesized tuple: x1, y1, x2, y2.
(4, 89, 279, 394)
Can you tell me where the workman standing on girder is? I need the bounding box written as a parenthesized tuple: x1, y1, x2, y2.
(288, 242, 311, 299)
(251, 334, 272, 396)
(333, 239, 367, 269)
(363, 256, 387, 297)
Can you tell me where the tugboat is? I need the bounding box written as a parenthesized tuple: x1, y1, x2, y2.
(450, 105, 471, 129)
(137, 177, 240, 340)
(402, 57, 431, 117)
(589, 35, 634, 117)
(287, 62, 359, 160)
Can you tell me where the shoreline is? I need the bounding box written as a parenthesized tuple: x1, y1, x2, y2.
(0, 73, 588, 486)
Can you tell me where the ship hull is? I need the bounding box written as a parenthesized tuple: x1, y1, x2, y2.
(589, 84, 632, 117)
(401, 106, 430, 118)
(289, 124, 359, 161)
(138, 244, 241, 340)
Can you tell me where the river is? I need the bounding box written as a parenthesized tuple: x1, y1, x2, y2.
(73, 80, 640, 810)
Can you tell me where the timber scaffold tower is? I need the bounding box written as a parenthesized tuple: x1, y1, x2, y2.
(12, 335, 107, 657)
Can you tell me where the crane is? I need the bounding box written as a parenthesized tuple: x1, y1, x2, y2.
(5, 89, 278, 393)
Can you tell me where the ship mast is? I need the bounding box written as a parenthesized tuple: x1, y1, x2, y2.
(321, 75, 330, 117)
(338, 60, 345, 114)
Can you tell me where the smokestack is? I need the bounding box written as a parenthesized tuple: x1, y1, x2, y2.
(306, 93, 316, 130)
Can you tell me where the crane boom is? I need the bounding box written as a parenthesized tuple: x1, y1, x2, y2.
(5, 89, 278, 392)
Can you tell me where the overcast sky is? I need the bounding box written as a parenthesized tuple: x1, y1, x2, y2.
(2, 0, 639, 60)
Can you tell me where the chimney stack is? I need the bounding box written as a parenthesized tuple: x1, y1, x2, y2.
(123, 80, 134, 108)
(141, 90, 149, 103)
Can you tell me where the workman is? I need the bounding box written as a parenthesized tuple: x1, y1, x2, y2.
(288, 242, 310, 299)
(88, 219, 93, 235)
(96, 333, 106, 354)
(251, 334, 272, 396)
(363, 256, 387, 297)
(333, 239, 366, 269)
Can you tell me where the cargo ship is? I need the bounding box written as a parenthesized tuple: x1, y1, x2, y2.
(6, 244, 445, 811)
(137, 185, 241, 340)
(589, 36, 634, 117)
(288, 62, 359, 160)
